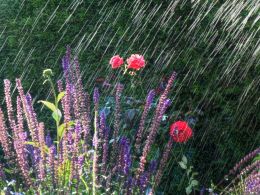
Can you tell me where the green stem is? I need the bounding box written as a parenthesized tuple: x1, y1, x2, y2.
(48, 77, 57, 106)
(81, 175, 90, 193)
(47, 77, 60, 149)
(123, 64, 128, 75)
(92, 110, 98, 195)
(178, 173, 186, 191)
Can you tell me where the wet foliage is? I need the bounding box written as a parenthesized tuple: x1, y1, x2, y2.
(0, 0, 259, 194)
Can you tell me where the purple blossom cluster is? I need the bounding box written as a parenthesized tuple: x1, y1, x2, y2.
(244, 172, 260, 194)
(223, 147, 260, 194)
(0, 47, 180, 194)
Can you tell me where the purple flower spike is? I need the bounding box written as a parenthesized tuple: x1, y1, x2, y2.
(100, 111, 106, 138)
(111, 83, 124, 166)
(77, 155, 85, 176)
(164, 98, 171, 108)
(101, 127, 110, 175)
(125, 176, 135, 195)
(4, 79, 16, 136)
(119, 137, 131, 175)
(138, 172, 149, 192)
(137, 72, 176, 179)
(135, 90, 156, 153)
(48, 145, 56, 185)
(62, 46, 71, 74)
(62, 57, 69, 73)
(0, 107, 14, 161)
(147, 90, 155, 108)
(158, 98, 171, 119)
(137, 160, 158, 193)
(148, 160, 158, 173)
(45, 133, 52, 147)
(93, 87, 100, 106)
(0, 163, 5, 180)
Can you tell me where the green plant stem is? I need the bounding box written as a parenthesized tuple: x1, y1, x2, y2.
(47, 76, 60, 149)
(92, 110, 98, 195)
(178, 173, 186, 191)
(123, 64, 128, 75)
(81, 175, 90, 193)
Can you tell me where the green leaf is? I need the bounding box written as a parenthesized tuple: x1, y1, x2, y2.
(57, 91, 65, 103)
(253, 154, 260, 162)
(187, 167, 192, 176)
(43, 79, 48, 85)
(178, 161, 187, 169)
(58, 121, 75, 140)
(182, 155, 188, 164)
(58, 160, 71, 186)
(25, 141, 39, 147)
(44, 145, 50, 153)
(25, 141, 49, 153)
(185, 186, 192, 194)
(4, 168, 14, 174)
(192, 172, 199, 177)
(109, 139, 115, 144)
(191, 180, 199, 187)
(39, 100, 57, 112)
(52, 109, 62, 124)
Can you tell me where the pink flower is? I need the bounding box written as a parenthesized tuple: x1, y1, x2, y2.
(127, 54, 145, 70)
(110, 55, 124, 69)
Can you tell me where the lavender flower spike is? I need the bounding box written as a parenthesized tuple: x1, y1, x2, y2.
(135, 90, 155, 153)
(244, 172, 260, 194)
(62, 46, 71, 75)
(48, 145, 56, 185)
(230, 147, 260, 175)
(98, 112, 106, 175)
(0, 163, 5, 180)
(101, 127, 110, 175)
(119, 137, 131, 175)
(70, 121, 81, 181)
(0, 107, 14, 161)
(16, 79, 37, 142)
(138, 160, 158, 193)
(154, 137, 174, 189)
(111, 83, 124, 164)
(4, 79, 16, 136)
(38, 122, 46, 181)
(137, 72, 176, 179)
(93, 87, 100, 108)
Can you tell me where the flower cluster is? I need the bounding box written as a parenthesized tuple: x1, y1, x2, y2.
(220, 147, 260, 194)
(109, 54, 146, 72)
(0, 47, 193, 194)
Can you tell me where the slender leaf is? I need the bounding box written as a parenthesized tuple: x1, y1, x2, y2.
(39, 100, 57, 112)
(57, 91, 65, 103)
(58, 121, 75, 140)
(52, 109, 62, 124)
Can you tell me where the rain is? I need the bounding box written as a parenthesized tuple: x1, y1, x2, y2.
(0, 0, 259, 193)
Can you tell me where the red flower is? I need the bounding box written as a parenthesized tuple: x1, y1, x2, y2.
(126, 54, 145, 70)
(170, 121, 192, 143)
(110, 55, 124, 69)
